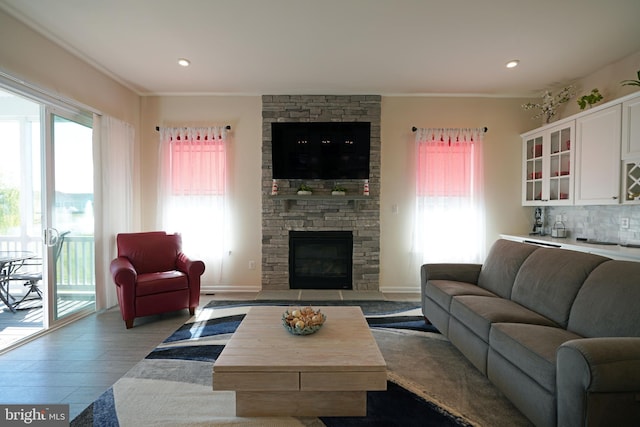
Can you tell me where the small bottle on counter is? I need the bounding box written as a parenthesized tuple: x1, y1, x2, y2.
(551, 221, 567, 238)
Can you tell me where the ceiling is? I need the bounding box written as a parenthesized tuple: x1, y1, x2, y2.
(2, 0, 640, 97)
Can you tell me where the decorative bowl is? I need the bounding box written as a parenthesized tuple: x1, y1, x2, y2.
(282, 307, 326, 336)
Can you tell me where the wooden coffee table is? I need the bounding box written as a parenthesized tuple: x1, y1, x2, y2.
(212, 305, 387, 417)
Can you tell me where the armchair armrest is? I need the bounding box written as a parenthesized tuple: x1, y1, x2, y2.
(110, 257, 137, 324)
(557, 337, 640, 427)
(421, 263, 482, 285)
(176, 252, 205, 309)
(110, 257, 137, 286)
(176, 252, 206, 278)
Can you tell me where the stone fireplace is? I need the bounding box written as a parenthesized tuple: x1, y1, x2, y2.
(261, 95, 381, 291)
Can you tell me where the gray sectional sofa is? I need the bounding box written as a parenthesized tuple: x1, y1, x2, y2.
(421, 238, 640, 427)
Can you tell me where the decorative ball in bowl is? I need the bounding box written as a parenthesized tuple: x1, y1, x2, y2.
(282, 306, 326, 335)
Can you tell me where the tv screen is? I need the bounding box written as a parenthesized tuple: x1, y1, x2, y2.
(271, 122, 370, 179)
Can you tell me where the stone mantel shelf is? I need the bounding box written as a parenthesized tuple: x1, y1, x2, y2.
(272, 194, 371, 212)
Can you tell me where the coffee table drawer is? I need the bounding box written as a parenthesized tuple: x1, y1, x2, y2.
(214, 371, 298, 391)
(236, 391, 366, 417)
(301, 371, 387, 391)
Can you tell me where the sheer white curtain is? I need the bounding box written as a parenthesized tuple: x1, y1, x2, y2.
(94, 114, 134, 309)
(158, 126, 228, 284)
(412, 127, 486, 264)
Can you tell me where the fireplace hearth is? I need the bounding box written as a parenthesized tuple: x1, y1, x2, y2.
(289, 231, 353, 290)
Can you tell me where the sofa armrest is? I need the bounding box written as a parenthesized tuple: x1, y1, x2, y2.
(420, 263, 482, 285)
(557, 337, 640, 427)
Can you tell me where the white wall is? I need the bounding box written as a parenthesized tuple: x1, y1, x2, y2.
(560, 50, 640, 119)
(140, 95, 263, 289)
(379, 96, 534, 290)
(0, 9, 140, 126)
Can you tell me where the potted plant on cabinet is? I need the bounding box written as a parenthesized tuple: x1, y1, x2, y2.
(621, 70, 640, 87)
(577, 88, 603, 110)
(332, 184, 347, 196)
(522, 85, 575, 123)
(297, 184, 312, 195)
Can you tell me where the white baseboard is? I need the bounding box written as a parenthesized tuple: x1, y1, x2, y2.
(379, 285, 421, 293)
(200, 284, 261, 294)
(201, 285, 420, 294)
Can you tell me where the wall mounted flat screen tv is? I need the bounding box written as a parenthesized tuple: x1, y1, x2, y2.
(271, 121, 370, 179)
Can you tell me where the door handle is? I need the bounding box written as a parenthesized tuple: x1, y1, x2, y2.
(44, 228, 60, 247)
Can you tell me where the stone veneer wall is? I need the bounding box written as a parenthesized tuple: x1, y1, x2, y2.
(545, 205, 640, 244)
(261, 95, 381, 291)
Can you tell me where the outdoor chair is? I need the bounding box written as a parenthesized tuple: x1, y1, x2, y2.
(110, 231, 205, 329)
(9, 231, 70, 310)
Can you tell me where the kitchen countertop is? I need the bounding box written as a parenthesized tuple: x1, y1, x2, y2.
(500, 234, 640, 262)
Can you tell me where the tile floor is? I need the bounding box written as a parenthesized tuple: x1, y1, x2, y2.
(0, 291, 419, 420)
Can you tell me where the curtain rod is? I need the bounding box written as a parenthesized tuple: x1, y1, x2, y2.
(155, 125, 231, 131)
(412, 126, 488, 133)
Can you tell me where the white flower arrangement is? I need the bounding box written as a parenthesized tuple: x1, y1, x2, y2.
(522, 85, 575, 123)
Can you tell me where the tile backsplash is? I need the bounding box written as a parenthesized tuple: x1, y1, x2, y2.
(543, 205, 640, 244)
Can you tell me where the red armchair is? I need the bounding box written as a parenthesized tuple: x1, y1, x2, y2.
(110, 231, 205, 329)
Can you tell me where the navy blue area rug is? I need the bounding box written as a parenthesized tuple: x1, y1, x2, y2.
(71, 300, 471, 427)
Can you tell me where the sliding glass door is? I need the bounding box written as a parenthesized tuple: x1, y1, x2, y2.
(47, 111, 96, 321)
(0, 89, 45, 348)
(0, 87, 96, 349)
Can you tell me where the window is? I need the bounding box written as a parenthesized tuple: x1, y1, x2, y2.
(413, 128, 485, 263)
(158, 127, 229, 283)
(170, 137, 225, 195)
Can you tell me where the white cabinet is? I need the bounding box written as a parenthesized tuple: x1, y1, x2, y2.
(522, 91, 640, 207)
(622, 94, 640, 159)
(574, 105, 621, 205)
(522, 122, 574, 205)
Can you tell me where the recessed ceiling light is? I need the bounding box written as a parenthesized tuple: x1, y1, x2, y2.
(178, 58, 191, 67)
(506, 60, 520, 69)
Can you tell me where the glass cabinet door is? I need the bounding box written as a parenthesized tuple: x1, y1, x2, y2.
(522, 122, 574, 206)
(524, 135, 543, 203)
(548, 126, 572, 202)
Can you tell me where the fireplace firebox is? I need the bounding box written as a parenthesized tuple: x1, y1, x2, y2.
(289, 231, 353, 290)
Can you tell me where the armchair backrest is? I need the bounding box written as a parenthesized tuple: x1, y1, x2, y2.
(116, 231, 182, 274)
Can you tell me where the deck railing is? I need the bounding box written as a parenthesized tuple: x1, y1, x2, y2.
(0, 235, 95, 292)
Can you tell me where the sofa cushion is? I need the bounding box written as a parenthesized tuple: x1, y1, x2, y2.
(450, 295, 558, 342)
(477, 239, 539, 299)
(511, 248, 608, 328)
(568, 260, 640, 338)
(490, 323, 582, 393)
(425, 280, 498, 311)
(117, 232, 182, 274)
(136, 271, 188, 296)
